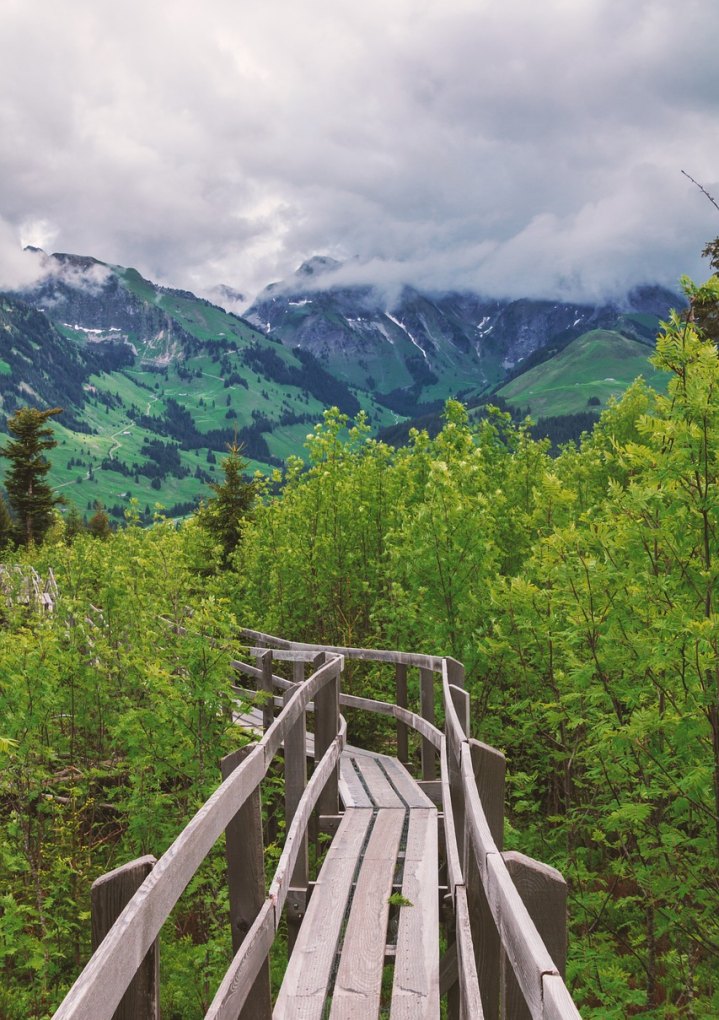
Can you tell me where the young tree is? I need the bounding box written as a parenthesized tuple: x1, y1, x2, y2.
(197, 440, 255, 564)
(0, 492, 12, 550)
(0, 406, 64, 546)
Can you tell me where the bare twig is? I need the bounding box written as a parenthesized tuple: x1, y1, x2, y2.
(682, 170, 719, 215)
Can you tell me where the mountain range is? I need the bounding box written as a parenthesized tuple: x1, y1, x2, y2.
(0, 248, 681, 521)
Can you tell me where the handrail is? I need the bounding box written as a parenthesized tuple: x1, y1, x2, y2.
(53, 629, 581, 1020)
(247, 628, 582, 1020)
(52, 654, 343, 1020)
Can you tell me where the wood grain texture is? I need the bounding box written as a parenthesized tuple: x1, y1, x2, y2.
(90, 857, 159, 1020)
(395, 661, 409, 763)
(269, 720, 346, 918)
(274, 810, 374, 1019)
(241, 628, 446, 671)
(440, 739, 463, 896)
(379, 755, 435, 809)
(338, 756, 373, 809)
(420, 666, 437, 781)
(205, 902, 275, 1020)
(353, 754, 403, 808)
(221, 745, 272, 1019)
(469, 740, 505, 852)
(454, 885, 484, 1020)
(390, 807, 440, 1018)
(283, 671, 309, 890)
(330, 809, 405, 1018)
(542, 974, 583, 1020)
(485, 853, 556, 1020)
(502, 852, 568, 1020)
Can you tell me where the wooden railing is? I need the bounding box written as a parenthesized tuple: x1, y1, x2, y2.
(51, 631, 582, 1020)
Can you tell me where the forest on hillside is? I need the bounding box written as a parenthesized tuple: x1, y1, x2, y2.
(1, 275, 719, 1018)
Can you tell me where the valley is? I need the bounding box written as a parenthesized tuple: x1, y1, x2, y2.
(0, 249, 681, 521)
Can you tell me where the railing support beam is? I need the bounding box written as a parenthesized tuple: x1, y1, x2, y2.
(501, 852, 567, 1020)
(420, 666, 437, 780)
(91, 856, 159, 1020)
(221, 745, 272, 1020)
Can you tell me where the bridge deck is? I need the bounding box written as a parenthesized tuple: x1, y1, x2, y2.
(274, 750, 439, 1019)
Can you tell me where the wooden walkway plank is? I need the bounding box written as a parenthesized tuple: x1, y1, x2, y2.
(273, 810, 373, 1019)
(330, 809, 405, 1018)
(338, 756, 373, 809)
(353, 755, 404, 808)
(377, 754, 435, 809)
(390, 807, 440, 1018)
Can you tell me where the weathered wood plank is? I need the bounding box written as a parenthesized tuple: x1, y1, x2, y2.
(353, 755, 403, 808)
(390, 808, 439, 1019)
(379, 755, 435, 809)
(502, 852, 568, 1020)
(338, 696, 443, 750)
(339, 756, 373, 809)
(220, 745, 272, 1019)
(258, 649, 275, 731)
(419, 666, 437, 781)
(440, 739, 462, 896)
(485, 853, 557, 1020)
(53, 741, 268, 1020)
(314, 653, 340, 819)
(454, 884, 484, 1020)
(90, 857, 159, 1020)
(241, 628, 446, 671)
(466, 740, 505, 1020)
(460, 743, 497, 882)
(284, 667, 309, 890)
(395, 661, 409, 763)
(542, 974, 583, 1020)
(269, 719, 347, 918)
(274, 810, 374, 1018)
(470, 739, 505, 851)
(330, 809, 405, 1018)
(205, 901, 275, 1020)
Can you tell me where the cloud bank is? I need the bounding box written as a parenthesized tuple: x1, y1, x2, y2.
(1, 0, 718, 303)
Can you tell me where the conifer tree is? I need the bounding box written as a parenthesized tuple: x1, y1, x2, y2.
(0, 406, 63, 546)
(0, 492, 12, 550)
(197, 441, 255, 563)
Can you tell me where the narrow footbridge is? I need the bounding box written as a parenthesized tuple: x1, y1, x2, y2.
(53, 631, 582, 1020)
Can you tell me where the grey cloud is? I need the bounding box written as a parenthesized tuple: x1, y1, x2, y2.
(0, 0, 717, 304)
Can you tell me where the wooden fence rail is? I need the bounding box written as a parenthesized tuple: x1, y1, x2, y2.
(51, 631, 582, 1020)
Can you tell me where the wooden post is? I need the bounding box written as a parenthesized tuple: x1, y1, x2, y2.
(91, 856, 159, 1020)
(446, 657, 465, 690)
(395, 661, 409, 765)
(501, 853, 567, 1020)
(313, 653, 340, 824)
(257, 649, 274, 731)
(446, 683, 469, 1020)
(221, 745, 272, 1020)
(419, 666, 436, 780)
(466, 739, 506, 1020)
(449, 685, 470, 861)
(283, 660, 309, 953)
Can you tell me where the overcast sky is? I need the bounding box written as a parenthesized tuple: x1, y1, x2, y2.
(1, 0, 719, 305)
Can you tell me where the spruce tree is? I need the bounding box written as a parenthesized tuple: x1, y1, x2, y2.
(197, 441, 255, 563)
(0, 492, 12, 550)
(0, 406, 63, 546)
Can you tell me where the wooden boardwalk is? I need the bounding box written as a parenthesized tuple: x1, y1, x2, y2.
(277, 749, 438, 1018)
(51, 632, 583, 1020)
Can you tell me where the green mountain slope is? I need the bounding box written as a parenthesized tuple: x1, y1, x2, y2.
(1, 258, 397, 521)
(497, 329, 669, 417)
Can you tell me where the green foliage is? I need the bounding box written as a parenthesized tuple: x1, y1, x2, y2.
(4, 275, 719, 1016)
(236, 282, 719, 1015)
(0, 406, 64, 546)
(196, 442, 256, 564)
(0, 517, 245, 1016)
